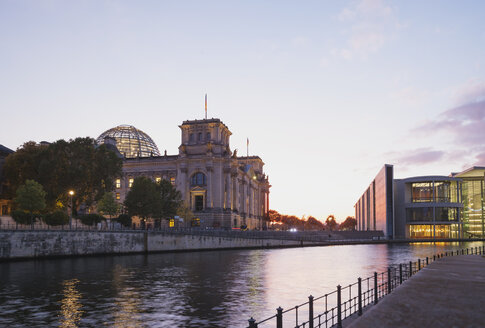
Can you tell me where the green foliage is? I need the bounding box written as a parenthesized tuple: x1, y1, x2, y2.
(44, 210, 69, 226)
(116, 214, 132, 227)
(124, 177, 160, 219)
(77, 214, 104, 226)
(15, 179, 47, 214)
(3, 138, 122, 211)
(11, 210, 33, 225)
(97, 192, 120, 218)
(155, 179, 182, 219)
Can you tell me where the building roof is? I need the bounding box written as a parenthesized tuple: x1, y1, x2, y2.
(96, 125, 161, 158)
(450, 166, 485, 178)
(0, 144, 14, 156)
(180, 118, 230, 131)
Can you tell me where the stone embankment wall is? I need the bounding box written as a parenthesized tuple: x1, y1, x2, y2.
(0, 231, 306, 260)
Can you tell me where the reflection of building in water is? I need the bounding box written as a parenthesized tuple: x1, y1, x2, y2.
(59, 279, 83, 328)
(355, 165, 485, 240)
(97, 118, 271, 229)
(111, 265, 143, 328)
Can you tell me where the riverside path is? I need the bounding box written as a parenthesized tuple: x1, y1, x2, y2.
(348, 255, 485, 328)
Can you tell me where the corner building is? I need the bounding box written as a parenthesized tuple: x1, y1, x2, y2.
(98, 119, 271, 229)
(355, 164, 485, 240)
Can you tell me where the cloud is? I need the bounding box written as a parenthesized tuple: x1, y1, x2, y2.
(334, 0, 399, 60)
(410, 80, 485, 166)
(395, 148, 445, 165)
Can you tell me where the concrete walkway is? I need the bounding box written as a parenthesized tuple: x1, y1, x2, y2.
(348, 255, 485, 328)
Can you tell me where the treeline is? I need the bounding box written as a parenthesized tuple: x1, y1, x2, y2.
(268, 210, 356, 231)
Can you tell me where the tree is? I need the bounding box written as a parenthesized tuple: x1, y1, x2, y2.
(339, 216, 357, 231)
(14, 179, 46, 228)
(3, 138, 122, 212)
(124, 177, 160, 223)
(325, 215, 338, 231)
(97, 192, 120, 219)
(176, 201, 194, 226)
(155, 179, 182, 220)
(305, 216, 324, 230)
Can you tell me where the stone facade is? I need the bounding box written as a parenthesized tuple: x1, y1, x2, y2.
(110, 119, 271, 229)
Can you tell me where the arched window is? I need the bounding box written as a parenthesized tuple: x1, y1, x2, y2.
(191, 172, 206, 186)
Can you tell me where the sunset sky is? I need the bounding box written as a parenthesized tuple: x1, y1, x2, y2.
(1, 0, 485, 221)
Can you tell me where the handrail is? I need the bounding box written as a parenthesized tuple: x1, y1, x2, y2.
(246, 246, 485, 328)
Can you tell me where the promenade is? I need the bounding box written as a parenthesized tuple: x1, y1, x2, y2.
(348, 255, 485, 328)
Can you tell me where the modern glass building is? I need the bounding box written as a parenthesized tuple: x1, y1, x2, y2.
(355, 165, 485, 240)
(97, 125, 161, 158)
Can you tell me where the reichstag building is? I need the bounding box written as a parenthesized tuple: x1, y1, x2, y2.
(97, 118, 271, 229)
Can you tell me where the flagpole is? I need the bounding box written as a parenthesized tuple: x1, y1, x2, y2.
(205, 93, 207, 119)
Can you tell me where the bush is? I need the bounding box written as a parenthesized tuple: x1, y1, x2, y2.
(77, 214, 104, 226)
(116, 214, 132, 227)
(11, 210, 34, 225)
(44, 211, 69, 226)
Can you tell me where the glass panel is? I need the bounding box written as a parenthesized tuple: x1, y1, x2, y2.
(435, 182, 450, 202)
(406, 207, 433, 222)
(435, 207, 458, 222)
(116, 179, 121, 189)
(462, 179, 485, 237)
(412, 183, 433, 202)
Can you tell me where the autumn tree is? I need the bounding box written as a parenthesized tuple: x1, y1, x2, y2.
(339, 216, 357, 231)
(325, 215, 338, 231)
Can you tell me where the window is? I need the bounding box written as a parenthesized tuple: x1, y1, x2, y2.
(195, 195, 204, 211)
(129, 178, 134, 188)
(190, 172, 206, 186)
(170, 177, 176, 185)
(206, 132, 211, 140)
(189, 133, 194, 142)
(411, 183, 433, 202)
(406, 207, 433, 222)
(116, 179, 121, 189)
(116, 193, 121, 200)
(198, 132, 202, 142)
(155, 177, 161, 183)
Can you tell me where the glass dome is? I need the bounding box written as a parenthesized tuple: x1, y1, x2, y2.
(97, 125, 161, 158)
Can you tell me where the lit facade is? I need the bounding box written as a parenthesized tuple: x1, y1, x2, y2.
(355, 165, 485, 239)
(98, 118, 271, 229)
(0, 144, 14, 216)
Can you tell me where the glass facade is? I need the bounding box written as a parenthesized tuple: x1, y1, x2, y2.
(411, 183, 433, 202)
(408, 224, 460, 239)
(462, 179, 485, 237)
(97, 125, 160, 158)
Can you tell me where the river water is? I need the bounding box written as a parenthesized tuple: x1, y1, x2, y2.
(0, 241, 484, 328)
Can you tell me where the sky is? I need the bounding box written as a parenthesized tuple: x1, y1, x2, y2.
(1, 0, 485, 222)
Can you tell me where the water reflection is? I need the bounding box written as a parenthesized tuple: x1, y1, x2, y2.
(58, 279, 83, 328)
(0, 241, 482, 328)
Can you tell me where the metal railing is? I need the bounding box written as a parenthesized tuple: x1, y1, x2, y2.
(246, 245, 485, 328)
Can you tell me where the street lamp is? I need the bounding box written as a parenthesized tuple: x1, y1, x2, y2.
(69, 190, 74, 229)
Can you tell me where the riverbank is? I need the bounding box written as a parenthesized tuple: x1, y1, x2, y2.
(347, 255, 485, 328)
(1, 230, 484, 261)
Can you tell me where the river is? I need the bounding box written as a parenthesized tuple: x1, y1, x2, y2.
(0, 241, 483, 328)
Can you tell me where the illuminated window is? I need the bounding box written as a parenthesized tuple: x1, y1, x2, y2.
(190, 172, 206, 186)
(155, 177, 161, 183)
(170, 177, 175, 185)
(116, 193, 120, 200)
(129, 178, 134, 188)
(169, 219, 175, 228)
(116, 179, 121, 189)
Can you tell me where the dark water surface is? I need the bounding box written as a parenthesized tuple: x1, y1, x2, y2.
(1, 241, 484, 328)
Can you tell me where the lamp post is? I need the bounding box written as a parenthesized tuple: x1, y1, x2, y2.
(69, 190, 74, 229)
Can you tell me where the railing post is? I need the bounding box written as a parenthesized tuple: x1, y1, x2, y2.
(409, 261, 412, 277)
(276, 307, 283, 328)
(445, 251, 447, 256)
(467, 248, 469, 255)
(358, 278, 363, 316)
(387, 268, 392, 294)
(374, 272, 378, 304)
(308, 295, 314, 328)
(399, 264, 403, 284)
(426, 257, 429, 265)
(248, 317, 258, 328)
(433, 254, 436, 261)
(418, 259, 421, 270)
(337, 285, 342, 328)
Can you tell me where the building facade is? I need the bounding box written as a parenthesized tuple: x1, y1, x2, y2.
(0, 144, 14, 216)
(355, 165, 485, 240)
(98, 119, 271, 229)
